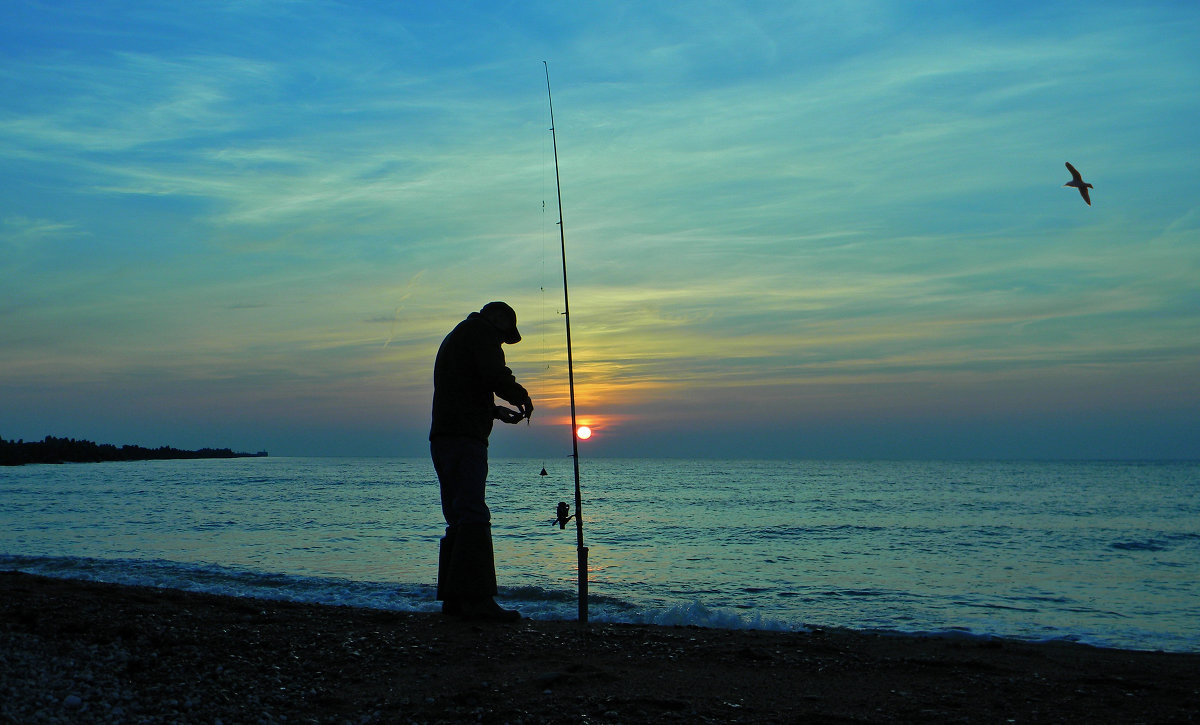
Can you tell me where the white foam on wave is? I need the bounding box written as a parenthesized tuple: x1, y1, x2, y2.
(608, 600, 804, 632)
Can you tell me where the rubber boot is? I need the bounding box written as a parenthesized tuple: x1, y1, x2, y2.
(447, 523, 520, 622)
(436, 527, 460, 615)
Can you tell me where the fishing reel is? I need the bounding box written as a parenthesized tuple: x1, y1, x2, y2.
(551, 501, 576, 529)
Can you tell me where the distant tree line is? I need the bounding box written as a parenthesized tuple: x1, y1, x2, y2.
(1, 435, 268, 466)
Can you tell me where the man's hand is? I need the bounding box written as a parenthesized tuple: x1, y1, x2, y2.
(495, 405, 525, 425)
(517, 396, 534, 421)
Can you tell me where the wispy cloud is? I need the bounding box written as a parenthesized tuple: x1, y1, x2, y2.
(1, 1, 1197, 457)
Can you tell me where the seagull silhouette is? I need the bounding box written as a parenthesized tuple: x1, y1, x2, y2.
(1064, 162, 1093, 206)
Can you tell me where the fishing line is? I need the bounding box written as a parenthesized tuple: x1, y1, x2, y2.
(539, 114, 549, 477)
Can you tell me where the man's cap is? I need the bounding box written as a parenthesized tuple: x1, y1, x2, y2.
(480, 301, 521, 344)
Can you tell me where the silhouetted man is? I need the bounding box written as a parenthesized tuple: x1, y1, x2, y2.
(431, 301, 533, 621)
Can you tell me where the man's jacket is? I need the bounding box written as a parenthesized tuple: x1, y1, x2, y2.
(429, 312, 529, 445)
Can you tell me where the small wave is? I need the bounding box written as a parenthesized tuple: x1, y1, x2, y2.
(956, 600, 1039, 613)
(0, 554, 442, 614)
(1015, 594, 1072, 604)
(503, 584, 579, 603)
(2, 554, 811, 633)
(816, 589, 889, 598)
(610, 600, 803, 632)
(1111, 539, 1170, 552)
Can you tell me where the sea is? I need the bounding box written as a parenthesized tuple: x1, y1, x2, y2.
(2, 457, 1197, 653)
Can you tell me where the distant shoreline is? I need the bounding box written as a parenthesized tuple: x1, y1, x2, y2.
(1, 435, 267, 466)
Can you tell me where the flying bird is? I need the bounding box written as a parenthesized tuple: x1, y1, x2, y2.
(1063, 162, 1093, 206)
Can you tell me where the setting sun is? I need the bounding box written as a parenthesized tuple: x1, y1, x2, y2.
(576, 426, 592, 440)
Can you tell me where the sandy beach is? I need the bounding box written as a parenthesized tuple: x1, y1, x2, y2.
(2, 571, 1197, 723)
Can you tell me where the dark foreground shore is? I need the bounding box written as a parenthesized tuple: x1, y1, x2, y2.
(2, 572, 1197, 724)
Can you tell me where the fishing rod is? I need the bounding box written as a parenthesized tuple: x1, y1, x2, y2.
(544, 60, 588, 624)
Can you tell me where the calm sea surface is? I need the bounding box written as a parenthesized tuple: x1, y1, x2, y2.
(2, 457, 1197, 652)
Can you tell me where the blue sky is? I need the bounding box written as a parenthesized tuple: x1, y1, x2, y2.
(2, 1, 1197, 459)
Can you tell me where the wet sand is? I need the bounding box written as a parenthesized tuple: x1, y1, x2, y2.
(2, 571, 1197, 723)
